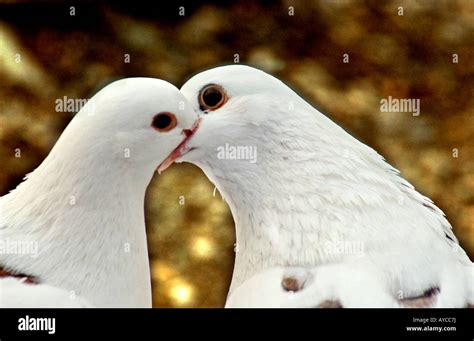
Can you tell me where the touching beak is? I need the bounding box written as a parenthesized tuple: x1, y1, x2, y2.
(157, 117, 201, 174)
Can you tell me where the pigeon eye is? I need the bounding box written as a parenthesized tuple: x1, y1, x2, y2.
(151, 112, 177, 132)
(199, 84, 228, 111)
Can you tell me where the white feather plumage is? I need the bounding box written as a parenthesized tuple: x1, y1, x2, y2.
(180, 65, 473, 308)
(0, 78, 196, 307)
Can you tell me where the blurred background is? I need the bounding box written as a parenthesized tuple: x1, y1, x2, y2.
(0, 0, 472, 307)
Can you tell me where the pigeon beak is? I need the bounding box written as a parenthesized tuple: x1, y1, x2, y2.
(157, 117, 201, 174)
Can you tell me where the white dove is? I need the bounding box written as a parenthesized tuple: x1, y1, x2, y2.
(0, 78, 198, 307)
(160, 65, 473, 308)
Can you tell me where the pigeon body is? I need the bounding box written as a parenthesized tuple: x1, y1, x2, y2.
(0, 78, 197, 307)
(177, 65, 473, 307)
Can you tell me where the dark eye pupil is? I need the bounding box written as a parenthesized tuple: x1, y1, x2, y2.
(153, 113, 172, 129)
(199, 84, 227, 111)
(203, 88, 223, 107)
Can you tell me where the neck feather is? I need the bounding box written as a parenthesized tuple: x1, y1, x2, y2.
(0, 124, 153, 307)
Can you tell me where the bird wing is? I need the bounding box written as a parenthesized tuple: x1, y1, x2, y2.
(0, 278, 93, 308)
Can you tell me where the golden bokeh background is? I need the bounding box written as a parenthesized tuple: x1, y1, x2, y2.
(0, 0, 473, 307)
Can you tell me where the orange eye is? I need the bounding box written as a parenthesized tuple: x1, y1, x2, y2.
(151, 112, 177, 132)
(199, 84, 228, 111)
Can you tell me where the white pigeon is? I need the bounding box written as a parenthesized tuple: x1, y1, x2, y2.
(160, 65, 473, 308)
(0, 78, 198, 307)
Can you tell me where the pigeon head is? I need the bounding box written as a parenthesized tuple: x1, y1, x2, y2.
(177, 65, 300, 166)
(66, 77, 199, 174)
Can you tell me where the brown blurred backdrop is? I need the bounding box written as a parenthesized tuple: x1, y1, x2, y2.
(0, 0, 473, 307)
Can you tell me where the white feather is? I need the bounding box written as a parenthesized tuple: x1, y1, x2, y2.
(180, 65, 473, 308)
(0, 278, 93, 307)
(0, 78, 196, 307)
